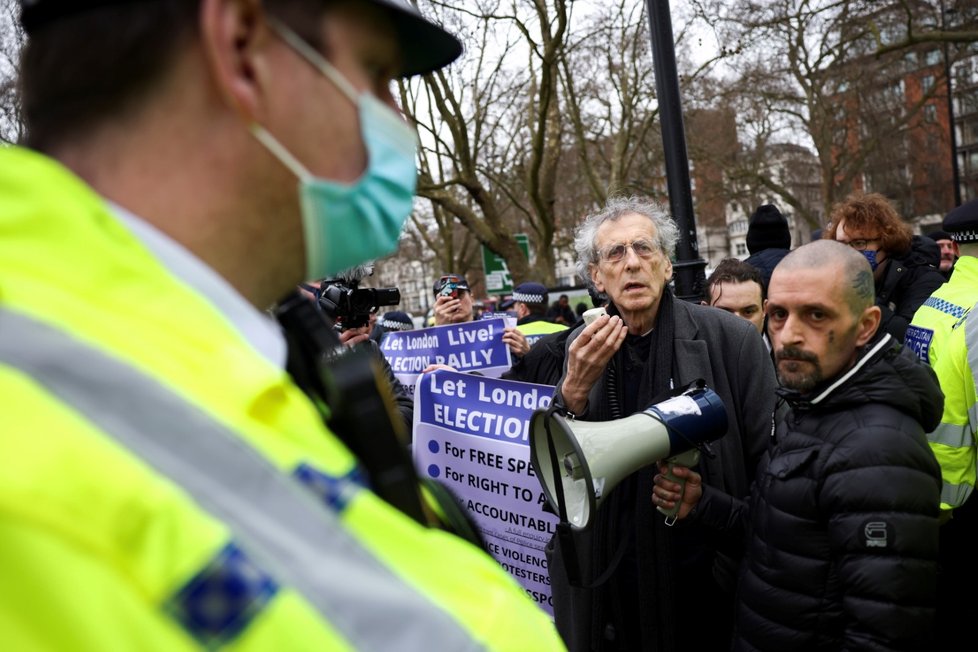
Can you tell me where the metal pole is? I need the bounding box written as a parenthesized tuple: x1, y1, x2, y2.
(644, 0, 706, 302)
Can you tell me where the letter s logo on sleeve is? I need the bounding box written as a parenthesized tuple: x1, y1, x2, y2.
(862, 520, 891, 549)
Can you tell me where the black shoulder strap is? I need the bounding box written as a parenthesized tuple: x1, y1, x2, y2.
(274, 291, 428, 526)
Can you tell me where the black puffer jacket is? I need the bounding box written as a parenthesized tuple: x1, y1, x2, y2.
(875, 237, 946, 341)
(695, 333, 943, 651)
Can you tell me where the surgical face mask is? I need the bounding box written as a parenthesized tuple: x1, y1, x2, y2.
(251, 17, 418, 279)
(861, 249, 879, 271)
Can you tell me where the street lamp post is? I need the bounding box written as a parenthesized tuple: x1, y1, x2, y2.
(644, 0, 707, 302)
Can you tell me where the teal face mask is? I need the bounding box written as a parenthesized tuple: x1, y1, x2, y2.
(252, 17, 418, 279)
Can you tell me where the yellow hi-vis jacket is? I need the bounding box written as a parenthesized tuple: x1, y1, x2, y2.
(516, 317, 568, 348)
(906, 256, 978, 510)
(0, 146, 564, 651)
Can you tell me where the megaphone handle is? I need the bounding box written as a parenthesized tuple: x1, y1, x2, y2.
(657, 449, 700, 526)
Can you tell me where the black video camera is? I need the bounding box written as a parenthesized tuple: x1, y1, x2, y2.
(318, 278, 400, 330)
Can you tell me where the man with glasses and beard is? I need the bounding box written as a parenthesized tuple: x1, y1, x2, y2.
(654, 239, 943, 651)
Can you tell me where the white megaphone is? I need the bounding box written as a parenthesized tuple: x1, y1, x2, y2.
(529, 380, 727, 530)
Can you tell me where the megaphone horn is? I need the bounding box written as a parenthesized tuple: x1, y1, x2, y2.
(530, 381, 727, 530)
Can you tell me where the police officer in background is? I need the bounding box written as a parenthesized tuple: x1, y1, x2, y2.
(499, 281, 568, 379)
(925, 229, 961, 280)
(371, 309, 415, 342)
(502, 281, 568, 356)
(906, 196, 978, 649)
(0, 0, 564, 649)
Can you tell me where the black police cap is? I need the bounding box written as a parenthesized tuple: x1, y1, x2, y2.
(19, 0, 462, 76)
(943, 198, 978, 244)
(511, 282, 548, 305)
(380, 310, 414, 331)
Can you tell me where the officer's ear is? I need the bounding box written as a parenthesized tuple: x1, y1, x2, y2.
(855, 305, 882, 347)
(199, 0, 270, 121)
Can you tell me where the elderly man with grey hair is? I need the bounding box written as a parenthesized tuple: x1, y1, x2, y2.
(548, 196, 777, 651)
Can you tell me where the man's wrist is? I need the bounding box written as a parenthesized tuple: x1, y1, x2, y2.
(561, 382, 589, 415)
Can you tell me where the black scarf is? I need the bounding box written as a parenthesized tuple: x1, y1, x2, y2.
(587, 288, 680, 650)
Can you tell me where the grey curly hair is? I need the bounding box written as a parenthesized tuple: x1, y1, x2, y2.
(573, 196, 679, 286)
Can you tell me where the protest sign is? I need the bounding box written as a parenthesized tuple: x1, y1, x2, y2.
(380, 318, 512, 386)
(413, 370, 559, 616)
(480, 311, 517, 323)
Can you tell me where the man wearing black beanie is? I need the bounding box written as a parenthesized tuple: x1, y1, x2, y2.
(744, 203, 792, 289)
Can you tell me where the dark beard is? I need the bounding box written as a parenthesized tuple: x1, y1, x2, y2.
(775, 346, 822, 393)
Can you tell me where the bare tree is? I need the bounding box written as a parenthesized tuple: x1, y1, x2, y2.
(558, 0, 662, 205)
(871, 0, 978, 56)
(399, 0, 692, 287)
(398, 0, 570, 286)
(688, 0, 960, 225)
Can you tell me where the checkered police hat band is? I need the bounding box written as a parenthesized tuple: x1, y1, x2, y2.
(951, 229, 978, 243)
(512, 292, 544, 303)
(381, 319, 413, 330)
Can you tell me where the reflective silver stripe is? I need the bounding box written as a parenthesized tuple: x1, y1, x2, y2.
(930, 420, 974, 448)
(941, 480, 973, 508)
(967, 309, 978, 436)
(0, 307, 482, 652)
(937, 309, 978, 509)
